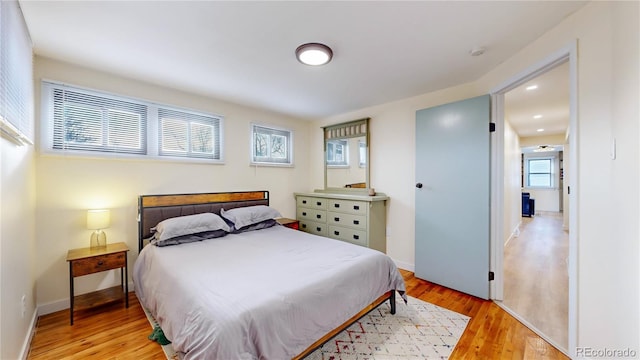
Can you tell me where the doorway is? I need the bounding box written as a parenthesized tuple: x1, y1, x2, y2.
(489, 43, 577, 357)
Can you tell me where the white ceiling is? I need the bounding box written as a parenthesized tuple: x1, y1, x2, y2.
(20, 1, 585, 121)
(505, 61, 570, 140)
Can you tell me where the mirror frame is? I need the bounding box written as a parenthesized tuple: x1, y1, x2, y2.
(323, 117, 370, 192)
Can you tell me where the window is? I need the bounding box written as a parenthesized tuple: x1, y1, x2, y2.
(326, 139, 348, 167)
(251, 124, 292, 166)
(527, 158, 552, 187)
(41, 81, 224, 162)
(51, 88, 147, 154)
(159, 108, 221, 159)
(0, 0, 34, 145)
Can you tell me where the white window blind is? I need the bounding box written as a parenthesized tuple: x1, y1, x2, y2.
(0, 0, 34, 144)
(159, 108, 221, 159)
(41, 81, 224, 162)
(50, 86, 147, 154)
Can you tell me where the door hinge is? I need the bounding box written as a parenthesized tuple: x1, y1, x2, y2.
(488, 271, 495, 281)
(489, 123, 496, 132)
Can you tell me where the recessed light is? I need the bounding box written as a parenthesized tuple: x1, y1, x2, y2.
(533, 114, 543, 119)
(295, 43, 333, 66)
(526, 85, 538, 91)
(537, 128, 545, 132)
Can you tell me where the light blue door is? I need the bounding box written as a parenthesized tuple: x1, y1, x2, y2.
(415, 95, 491, 299)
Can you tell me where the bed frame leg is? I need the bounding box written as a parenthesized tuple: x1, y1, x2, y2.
(389, 291, 396, 314)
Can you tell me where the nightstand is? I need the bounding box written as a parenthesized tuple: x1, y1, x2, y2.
(66, 242, 129, 325)
(276, 217, 300, 230)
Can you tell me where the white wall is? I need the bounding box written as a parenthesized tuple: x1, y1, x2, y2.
(503, 119, 521, 244)
(33, 57, 313, 309)
(314, 0, 639, 355)
(1, 137, 36, 359)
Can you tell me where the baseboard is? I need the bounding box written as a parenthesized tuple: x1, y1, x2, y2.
(393, 258, 415, 272)
(18, 308, 38, 360)
(504, 222, 521, 247)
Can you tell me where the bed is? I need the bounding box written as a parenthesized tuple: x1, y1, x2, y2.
(133, 191, 406, 359)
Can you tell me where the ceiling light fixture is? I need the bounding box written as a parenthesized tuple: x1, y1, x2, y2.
(534, 145, 555, 152)
(296, 43, 333, 66)
(526, 85, 538, 91)
(537, 128, 545, 132)
(533, 114, 543, 119)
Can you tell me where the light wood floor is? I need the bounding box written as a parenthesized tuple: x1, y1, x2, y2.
(502, 212, 569, 351)
(27, 271, 569, 360)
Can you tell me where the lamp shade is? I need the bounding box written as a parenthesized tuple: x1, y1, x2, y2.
(87, 209, 110, 230)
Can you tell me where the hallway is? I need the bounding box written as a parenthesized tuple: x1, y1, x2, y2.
(502, 212, 569, 351)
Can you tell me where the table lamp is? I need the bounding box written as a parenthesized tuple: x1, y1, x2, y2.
(87, 209, 110, 248)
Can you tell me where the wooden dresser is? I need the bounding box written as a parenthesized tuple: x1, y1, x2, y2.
(294, 192, 388, 253)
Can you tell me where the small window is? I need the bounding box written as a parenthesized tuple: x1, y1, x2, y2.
(51, 88, 147, 155)
(159, 108, 221, 159)
(327, 139, 348, 167)
(527, 158, 552, 187)
(251, 124, 293, 166)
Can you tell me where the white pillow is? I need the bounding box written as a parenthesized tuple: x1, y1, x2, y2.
(153, 213, 230, 241)
(220, 205, 282, 230)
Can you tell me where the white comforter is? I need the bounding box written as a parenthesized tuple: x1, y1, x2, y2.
(133, 225, 406, 360)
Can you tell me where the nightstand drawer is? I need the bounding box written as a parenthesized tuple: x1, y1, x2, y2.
(72, 252, 126, 277)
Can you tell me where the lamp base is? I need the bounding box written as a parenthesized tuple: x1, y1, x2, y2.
(90, 230, 107, 248)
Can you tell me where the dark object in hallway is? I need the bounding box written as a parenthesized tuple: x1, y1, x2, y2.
(522, 192, 535, 217)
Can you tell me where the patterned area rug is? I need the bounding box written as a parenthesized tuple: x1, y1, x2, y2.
(144, 293, 470, 360)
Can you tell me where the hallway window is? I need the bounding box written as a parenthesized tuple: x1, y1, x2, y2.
(527, 158, 552, 187)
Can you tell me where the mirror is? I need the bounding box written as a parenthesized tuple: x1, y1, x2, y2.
(323, 118, 370, 190)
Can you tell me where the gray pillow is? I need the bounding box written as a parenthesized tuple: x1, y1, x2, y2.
(220, 205, 282, 230)
(152, 212, 230, 242)
(152, 229, 228, 247)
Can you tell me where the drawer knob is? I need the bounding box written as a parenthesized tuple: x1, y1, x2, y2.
(316, 214, 321, 219)
(334, 217, 340, 222)
(334, 204, 340, 208)
(302, 200, 307, 204)
(353, 220, 359, 225)
(97, 260, 104, 266)
(302, 224, 307, 229)
(316, 227, 322, 232)
(334, 231, 340, 236)
(317, 202, 322, 206)
(302, 212, 307, 216)
(353, 235, 360, 240)
(353, 205, 360, 210)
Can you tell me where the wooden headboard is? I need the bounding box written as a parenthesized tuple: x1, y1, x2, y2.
(137, 191, 270, 252)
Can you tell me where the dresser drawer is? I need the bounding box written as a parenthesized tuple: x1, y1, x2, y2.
(327, 211, 367, 231)
(299, 220, 328, 237)
(297, 196, 327, 210)
(328, 199, 367, 215)
(71, 252, 126, 277)
(328, 226, 367, 247)
(297, 208, 326, 223)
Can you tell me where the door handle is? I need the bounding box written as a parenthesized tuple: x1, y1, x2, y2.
(416, 183, 423, 189)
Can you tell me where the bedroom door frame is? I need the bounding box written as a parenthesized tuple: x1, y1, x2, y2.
(488, 41, 578, 356)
